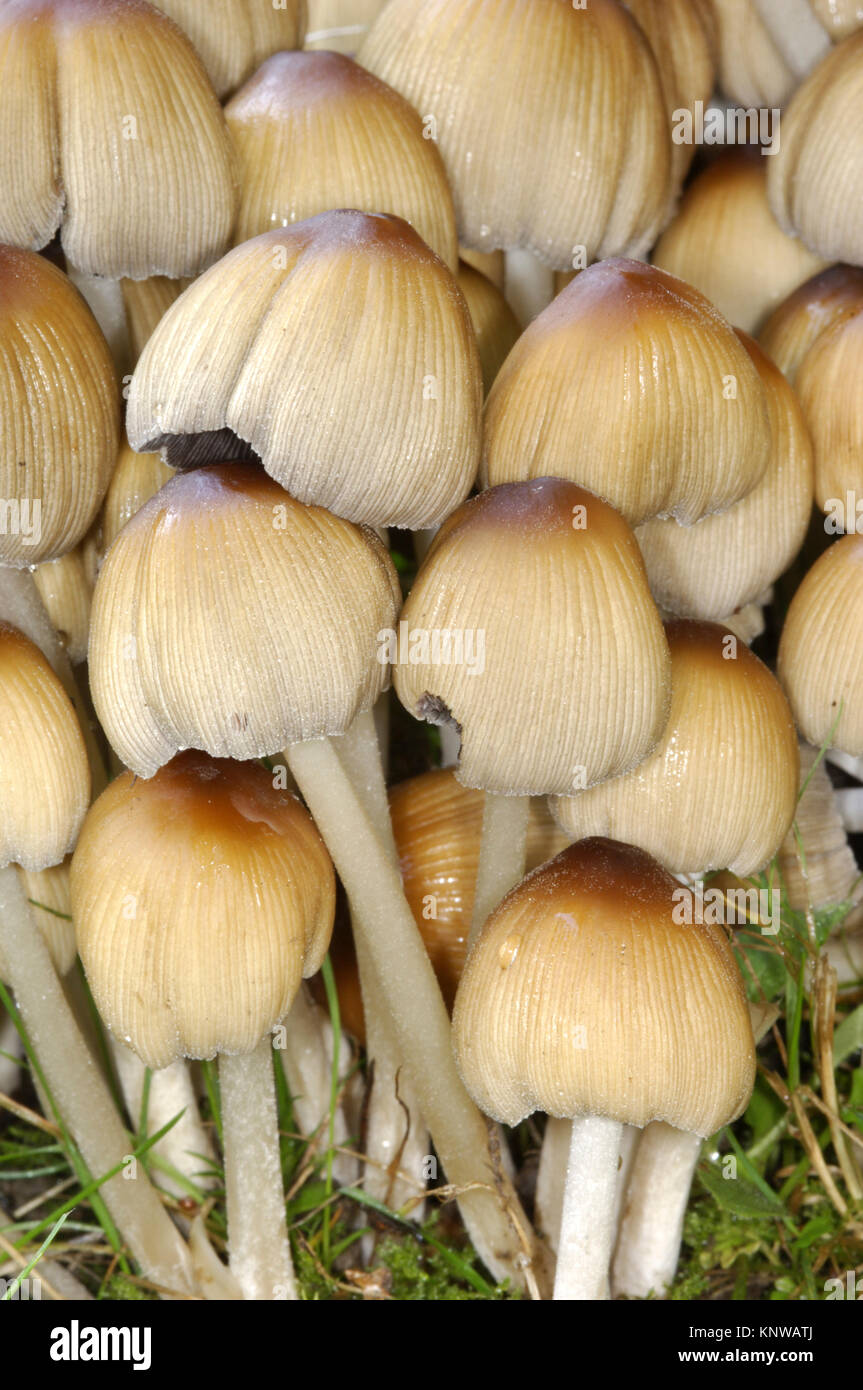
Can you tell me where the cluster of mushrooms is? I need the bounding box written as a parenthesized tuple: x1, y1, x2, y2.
(0, 0, 862, 1303)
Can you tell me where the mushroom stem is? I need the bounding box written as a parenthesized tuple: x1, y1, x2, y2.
(837, 786, 863, 834)
(0, 568, 106, 793)
(612, 1123, 702, 1299)
(468, 793, 530, 949)
(0, 1005, 22, 1095)
(285, 734, 548, 1294)
(0, 864, 195, 1294)
(109, 1040, 216, 1197)
(537, 1117, 638, 1253)
(554, 1114, 623, 1300)
(503, 249, 556, 327)
(219, 1039, 296, 1301)
(64, 268, 131, 377)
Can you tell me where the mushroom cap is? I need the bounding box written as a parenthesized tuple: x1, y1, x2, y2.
(0, 0, 236, 279)
(778, 534, 863, 755)
(89, 463, 400, 778)
(71, 751, 335, 1069)
(456, 261, 521, 396)
(394, 478, 671, 796)
(810, 0, 863, 40)
(452, 837, 756, 1133)
(482, 259, 772, 527)
(32, 548, 92, 666)
(758, 263, 863, 382)
(712, 0, 824, 107)
(768, 31, 863, 267)
(636, 332, 814, 619)
(226, 49, 458, 271)
(150, 0, 305, 98)
(777, 741, 863, 921)
(0, 622, 90, 872)
(552, 619, 800, 877)
(0, 246, 119, 565)
(358, 0, 672, 267)
(793, 303, 863, 514)
(652, 153, 827, 334)
(4, 858, 76, 979)
(127, 211, 482, 529)
(305, 0, 385, 53)
(100, 435, 175, 556)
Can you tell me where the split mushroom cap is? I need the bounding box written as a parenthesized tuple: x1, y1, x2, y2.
(711, 0, 830, 106)
(778, 534, 863, 755)
(71, 751, 335, 1070)
(791, 303, 863, 515)
(88, 463, 400, 778)
(5, 859, 76, 978)
(127, 211, 482, 530)
(394, 478, 672, 797)
(758, 264, 863, 381)
(33, 548, 93, 666)
(652, 153, 827, 334)
(101, 436, 174, 555)
(0, 622, 89, 872)
(456, 262, 521, 396)
(0, 246, 119, 565)
(452, 837, 756, 1133)
(768, 32, 863, 267)
(390, 768, 570, 1010)
(636, 332, 814, 621)
(622, 0, 717, 188)
(225, 50, 458, 271)
(149, 0, 305, 98)
(483, 259, 772, 527)
(358, 0, 672, 268)
(0, 0, 236, 279)
(552, 620, 800, 877)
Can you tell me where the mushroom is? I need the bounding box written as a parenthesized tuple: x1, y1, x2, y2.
(126, 211, 481, 530)
(225, 49, 458, 270)
(87, 462, 546, 1292)
(32, 549, 92, 667)
(652, 152, 827, 334)
(0, 621, 196, 1293)
(394, 478, 671, 937)
(636, 332, 814, 622)
(305, 0, 385, 53)
(100, 436, 175, 558)
(759, 264, 863, 381)
(358, 0, 672, 324)
(71, 751, 335, 1300)
(778, 534, 863, 756)
(711, 0, 829, 107)
(452, 837, 756, 1299)
(483, 260, 772, 527)
(456, 262, 521, 397)
(149, 0, 305, 98)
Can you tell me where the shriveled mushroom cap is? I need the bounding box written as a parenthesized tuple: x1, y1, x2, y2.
(483, 259, 771, 526)
(778, 534, 863, 755)
(623, 0, 716, 189)
(0, 0, 236, 279)
(636, 332, 813, 620)
(33, 549, 93, 666)
(358, 0, 672, 268)
(394, 478, 671, 796)
(0, 247, 119, 565)
(652, 153, 827, 334)
(0, 622, 89, 872)
(89, 463, 400, 778)
(71, 751, 335, 1070)
(553, 620, 800, 877)
(127, 211, 481, 529)
(150, 0, 305, 98)
(456, 262, 521, 396)
(758, 264, 863, 381)
(226, 50, 458, 270)
(390, 768, 570, 1009)
(768, 32, 863, 267)
(452, 837, 756, 1133)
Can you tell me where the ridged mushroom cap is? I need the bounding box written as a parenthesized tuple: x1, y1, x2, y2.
(482, 259, 772, 527)
(552, 620, 800, 877)
(32, 549, 92, 666)
(4, 859, 76, 978)
(0, 622, 89, 872)
(226, 50, 458, 270)
(452, 837, 756, 1133)
(778, 534, 863, 755)
(793, 304, 863, 514)
(652, 153, 827, 334)
(622, 0, 716, 189)
(636, 332, 814, 620)
(150, 0, 305, 98)
(89, 464, 400, 777)
(393, 478, 671, 796)
(100, 435, 174, 556)
(712, 0, 830, 107)
(0, 246, 119, 565)
(127, 211, 481, 529)
(758, 264, 863, 381)
(456, 261, 521, 396)
(71, 751, 335, 1069)
(0, 0, 236, 278)
(768, 32, 863, 267)
(358, 0, 672, 268)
